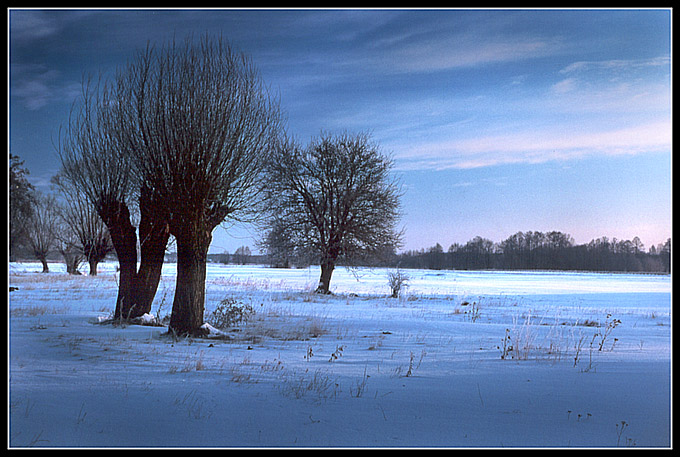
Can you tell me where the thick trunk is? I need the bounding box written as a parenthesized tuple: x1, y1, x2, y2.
(63, 250, 82, 275)
(102, 204, 137, 319)
(39, 258, 49, 273)
(316, 260, 335, 294)
(133, 237, 168, 316)
(134, 189, 170, 317)
(101, 196, 169, 320)
(168, 227, 212, 336)
(88, 258, 98, 276)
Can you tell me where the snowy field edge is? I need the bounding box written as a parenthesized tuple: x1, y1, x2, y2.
(8, 262, 671, 448)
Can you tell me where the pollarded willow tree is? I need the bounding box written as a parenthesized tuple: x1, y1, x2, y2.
(263, 132, 403, 294)
(57, 78, 171, 319)
(116, 36, 283, 335)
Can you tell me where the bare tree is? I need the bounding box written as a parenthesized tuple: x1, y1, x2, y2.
(260, 218, 295, 268)
(52, 174, 114, 276)
(115, 36, 283, 335)
(233, 246, 252, 265)
(56, 238, 84, 275)
(263, 132, 403, 294)
(57, 77, 170, 318)
(25, 193, 59, 272)
(631, 236, 645, 255)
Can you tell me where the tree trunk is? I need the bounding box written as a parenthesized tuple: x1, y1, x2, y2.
(39, 258, 49, 273)
(105, 208, 139, 320)
(316, 259, 335, 294)
(168, 227, 212, 336)
(134, 230, 169, 316)
(133, 189, 171, 317)
(88, 258, 98, 276)
(62, 249, 82, 275)
(101, 197, 169, 320)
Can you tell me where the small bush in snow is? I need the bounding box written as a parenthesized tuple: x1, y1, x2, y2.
(387, 269, 409, 298)
(206, 298, 254, 330)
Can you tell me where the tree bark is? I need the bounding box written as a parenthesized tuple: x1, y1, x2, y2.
(101, 201, 139, 320)
(133, 187, 171, 316)
(134, 232, 168, 316)
(88, 258, 98, 276)
(61, 248, 82, 275)
(316, 260, 335, 294)
(168, 227, 212, 336)
(100, 195, 169, 320)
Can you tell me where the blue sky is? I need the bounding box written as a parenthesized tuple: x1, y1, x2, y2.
(8, 8, 672, 253)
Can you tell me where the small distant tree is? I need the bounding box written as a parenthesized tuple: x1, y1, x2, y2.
(261, 220, 293, 268)
(631, 236, 645, 255)
(52, 175, 114, 276)
(79, 213, 114, 276)
(25, 193, 59, 272)
(387, 268, 409, 298)
(56, 238, 84, 275)
(263, 132, 403, 294)
(424, 243, 445, 270)
(234, 246, 252, 265)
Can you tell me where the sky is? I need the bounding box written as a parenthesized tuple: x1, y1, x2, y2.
(8, 8, 672, 254)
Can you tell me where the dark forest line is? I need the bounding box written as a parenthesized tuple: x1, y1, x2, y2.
(389, 231, 671, 273)
(206, 231, 670, 274)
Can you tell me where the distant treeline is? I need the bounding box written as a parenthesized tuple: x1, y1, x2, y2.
(199, 231, 670, 274)
(391, 231, 671, 273)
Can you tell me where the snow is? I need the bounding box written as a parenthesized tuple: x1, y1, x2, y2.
(8, 262, 671, 448)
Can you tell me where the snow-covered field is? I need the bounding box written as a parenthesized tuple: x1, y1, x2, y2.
(8, 261, 671, 448)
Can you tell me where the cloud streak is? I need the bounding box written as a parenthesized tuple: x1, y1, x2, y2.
(395, 120, 671, 170)
(8, 10, 61, 41)
(10, 63, 81, 111)
(385, 34, 563, 73)
(558, 56, 671, 75)
(380, 52, 671, 171)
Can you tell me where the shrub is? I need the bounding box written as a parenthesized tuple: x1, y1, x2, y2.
(387, 269, 409, 298)
(206, 298, 254, 330)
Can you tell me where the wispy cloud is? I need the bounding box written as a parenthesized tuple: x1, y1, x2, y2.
(10, 63, 80, 111)
(386, 34, 562, 73)
(384, 51, 671, 171)
(9, 10, 61, 41)
(394, 120, 671, 170)
(269, 11, 567, 82)
(558, 56, 671, 75)
(550, 77, 577, 94)
(543, 58, 671, 140)
(10, 9, 98, 43)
